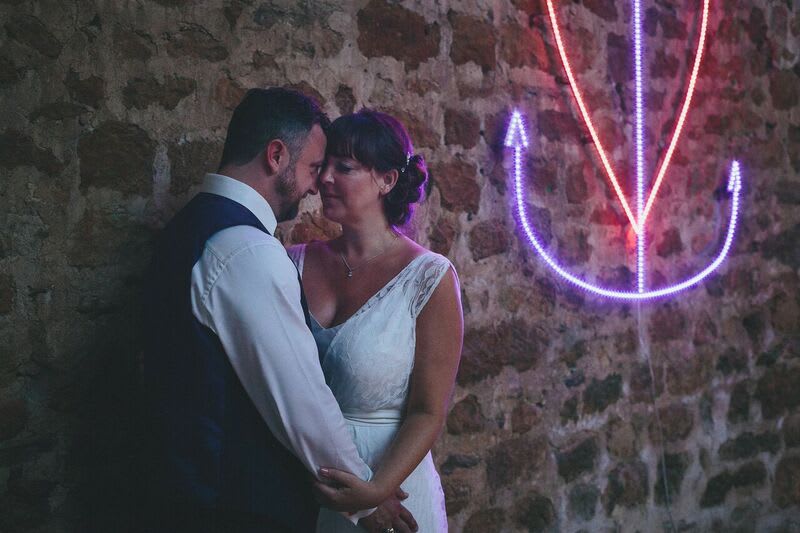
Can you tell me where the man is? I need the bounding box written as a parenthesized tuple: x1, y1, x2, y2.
(143, 88, 415, 532)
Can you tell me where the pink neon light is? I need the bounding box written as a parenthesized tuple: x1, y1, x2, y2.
(546, 0, 640, 234)
(545, 0, 710, 235)
(640, 0, 710, 228)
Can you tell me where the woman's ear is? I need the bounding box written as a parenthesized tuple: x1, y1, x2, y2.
(378, 169, 399, 196)
(263, 139, 289, 176)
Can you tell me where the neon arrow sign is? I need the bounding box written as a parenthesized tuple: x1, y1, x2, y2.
(506, 0, 744, 300)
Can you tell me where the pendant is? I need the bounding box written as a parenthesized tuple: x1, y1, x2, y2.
(347, 270, 353, 278)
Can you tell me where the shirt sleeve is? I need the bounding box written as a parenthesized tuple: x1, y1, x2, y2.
(191, 236, 373, 484)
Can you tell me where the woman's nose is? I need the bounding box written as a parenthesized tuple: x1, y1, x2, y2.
(319, 168, 334, 185)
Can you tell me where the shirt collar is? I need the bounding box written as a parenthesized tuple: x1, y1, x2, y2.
(199, 173, 278, 234)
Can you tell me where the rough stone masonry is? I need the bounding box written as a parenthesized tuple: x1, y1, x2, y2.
(0, 0, 798, 531)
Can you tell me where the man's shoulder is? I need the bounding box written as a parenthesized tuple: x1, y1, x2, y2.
(205, 225, 286, 265)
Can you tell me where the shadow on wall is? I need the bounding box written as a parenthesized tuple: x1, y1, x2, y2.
(68, 332, 147, 532)
(64, 261, 151, 532)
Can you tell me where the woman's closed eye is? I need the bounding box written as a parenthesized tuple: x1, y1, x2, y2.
(335, 162, 353, 173)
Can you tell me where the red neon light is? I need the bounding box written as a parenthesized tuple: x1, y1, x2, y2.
(640, 0, 710, 228)
(545, 0, 710, 235)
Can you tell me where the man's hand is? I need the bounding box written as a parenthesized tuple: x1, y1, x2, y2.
(359, 489, 418, 533)
(313, 467, 388, 512)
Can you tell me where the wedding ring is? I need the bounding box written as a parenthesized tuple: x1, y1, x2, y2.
(381, 529, 395, 533)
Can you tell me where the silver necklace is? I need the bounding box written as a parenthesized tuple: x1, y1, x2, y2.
(338, 233, 399, 279)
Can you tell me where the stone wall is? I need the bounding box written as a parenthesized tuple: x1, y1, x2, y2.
(1, 0, 799, 531)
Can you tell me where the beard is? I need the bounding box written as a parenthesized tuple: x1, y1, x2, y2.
(274, 161, 301, 222)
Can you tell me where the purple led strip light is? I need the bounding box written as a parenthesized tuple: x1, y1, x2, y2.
(634, 0, 645, 293)
(505, 112, 742, 300)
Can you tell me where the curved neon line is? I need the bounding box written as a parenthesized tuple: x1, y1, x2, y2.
(546, 0, 711, 235)
(508, 121, 741, 300)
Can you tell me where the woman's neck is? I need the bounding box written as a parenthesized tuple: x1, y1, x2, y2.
(338, 220, 399, 258)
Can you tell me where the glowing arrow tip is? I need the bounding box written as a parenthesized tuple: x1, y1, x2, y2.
(505, 109, 530, 148)
(728, 160, 742, 193)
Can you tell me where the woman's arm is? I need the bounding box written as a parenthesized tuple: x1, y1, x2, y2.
(369, 267, 464, 492)
(314, 267, 464, 508)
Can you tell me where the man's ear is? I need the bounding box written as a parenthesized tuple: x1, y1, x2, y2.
(264, 139, 289, 176)
(379, 169, 399, 196)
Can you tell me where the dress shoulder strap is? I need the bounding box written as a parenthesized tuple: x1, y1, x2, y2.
(409, 252, 456, 319)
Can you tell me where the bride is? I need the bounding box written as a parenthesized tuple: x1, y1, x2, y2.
(287, 109, 463, 532)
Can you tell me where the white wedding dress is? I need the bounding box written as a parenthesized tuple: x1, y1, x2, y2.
(288, 244, 451, 533)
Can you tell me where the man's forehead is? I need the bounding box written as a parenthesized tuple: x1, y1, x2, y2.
(308, 124, 326, 152)
(298, 124, 326, 159)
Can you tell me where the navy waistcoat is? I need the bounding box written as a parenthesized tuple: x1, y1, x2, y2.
(143, 192, 317, 532)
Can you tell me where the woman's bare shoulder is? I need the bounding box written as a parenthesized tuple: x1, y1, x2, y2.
(399, 235, 432, 261)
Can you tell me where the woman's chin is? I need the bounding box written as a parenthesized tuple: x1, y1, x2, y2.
(321, 205, 345, 223)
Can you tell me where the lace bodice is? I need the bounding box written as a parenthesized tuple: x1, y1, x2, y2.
(287, 244, 453, 413)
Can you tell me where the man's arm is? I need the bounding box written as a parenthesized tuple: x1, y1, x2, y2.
(191, 232, 370, 481)
(192, 230, 412, 524)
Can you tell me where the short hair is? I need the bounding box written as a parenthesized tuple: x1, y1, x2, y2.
(218, 87, 330, 170)
(326, 109, 428, 226)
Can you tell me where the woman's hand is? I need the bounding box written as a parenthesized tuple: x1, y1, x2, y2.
(312, 467, 390, 512)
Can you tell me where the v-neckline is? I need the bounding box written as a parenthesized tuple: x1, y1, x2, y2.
(302, 245, 428, 331)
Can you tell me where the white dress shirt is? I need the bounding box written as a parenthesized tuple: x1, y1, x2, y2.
(189, 174, 373, 517)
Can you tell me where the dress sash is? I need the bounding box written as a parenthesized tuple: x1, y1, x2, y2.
(342, 409, 402, 425)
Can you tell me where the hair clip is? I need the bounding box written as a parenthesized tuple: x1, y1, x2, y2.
(400, 152, 412, 173)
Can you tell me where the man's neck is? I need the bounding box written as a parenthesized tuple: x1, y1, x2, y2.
(218, 164, 282, 219)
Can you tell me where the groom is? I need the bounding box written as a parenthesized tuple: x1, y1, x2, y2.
(142, 88, 414, 532)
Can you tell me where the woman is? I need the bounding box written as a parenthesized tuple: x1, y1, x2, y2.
(287, 109, 463, 532)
